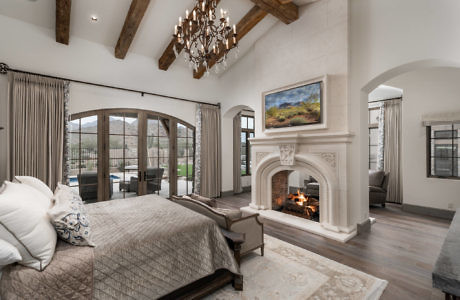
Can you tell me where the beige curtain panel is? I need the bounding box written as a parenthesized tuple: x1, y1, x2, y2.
(383, 99, 403, 204)
(233, 113, 242, 194)
(199, 104, 222, 198)
(7, 72, 68, 191)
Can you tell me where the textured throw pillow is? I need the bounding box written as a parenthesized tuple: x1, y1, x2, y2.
(0, 239, 22, 269)
(0, 181, 57, 271)
(13, 176, 54, 200)
(48, 184, 95, 247)
(190, 193, 215, 207)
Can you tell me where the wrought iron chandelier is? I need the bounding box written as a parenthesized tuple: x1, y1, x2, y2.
(173, 0, 238, 76)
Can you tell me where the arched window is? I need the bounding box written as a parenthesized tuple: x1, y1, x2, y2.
(69, 109, 195, 202)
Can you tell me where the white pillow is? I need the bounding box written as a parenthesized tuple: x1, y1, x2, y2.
(0, 239, 22, 268)
(14, 176, 54, 200)
(48, 184, 95, 247)
(0, 181, 57, 271)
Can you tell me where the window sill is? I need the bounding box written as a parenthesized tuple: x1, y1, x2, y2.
(427, 175, 460, 180)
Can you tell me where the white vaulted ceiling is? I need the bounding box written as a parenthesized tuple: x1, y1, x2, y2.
(0, 0, 317, 74)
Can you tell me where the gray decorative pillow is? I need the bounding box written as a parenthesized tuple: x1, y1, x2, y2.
(48, 184, 95, 247)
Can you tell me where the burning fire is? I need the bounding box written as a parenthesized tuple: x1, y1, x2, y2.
(275, 197, 283, 207)
(288, 189, 319, 217)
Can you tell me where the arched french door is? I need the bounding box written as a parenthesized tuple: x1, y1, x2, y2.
(69, 109, 195, 202)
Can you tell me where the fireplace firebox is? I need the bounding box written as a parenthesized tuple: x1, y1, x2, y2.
(272, 170, 320, 222)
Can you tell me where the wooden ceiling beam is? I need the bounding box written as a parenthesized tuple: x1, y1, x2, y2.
(158, 0, 221, 71)
(56, 0, 71, 45)
(115, 0, 151, 59)
(250, 0, 298, 24)
(193, 5, 268, 79)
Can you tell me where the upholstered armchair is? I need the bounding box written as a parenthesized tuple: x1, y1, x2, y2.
(77, 172, 112, 201)
(305, 176, 320, 198)
(171, 195, 264, 265)
(129, 168, 164, 195)
(369, 170, 389, 206)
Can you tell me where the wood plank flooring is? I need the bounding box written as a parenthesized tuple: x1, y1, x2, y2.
(217, 193, 451, 300)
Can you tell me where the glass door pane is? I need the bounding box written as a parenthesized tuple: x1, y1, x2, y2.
(69, 115, 99, 203)
(177, 123, 194, 196)
(108, 113, 139, 199)
(241, 132, 247, 175)
(145, 115, 169, 197)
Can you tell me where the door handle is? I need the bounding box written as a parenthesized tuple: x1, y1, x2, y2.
(138, 171, 142, 182)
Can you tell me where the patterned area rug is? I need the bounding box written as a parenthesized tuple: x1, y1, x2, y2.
(207, 235, 387, 300)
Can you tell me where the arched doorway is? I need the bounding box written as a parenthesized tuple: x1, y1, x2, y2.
(222, 104, 255, 193)
(359, 59, 460, 213)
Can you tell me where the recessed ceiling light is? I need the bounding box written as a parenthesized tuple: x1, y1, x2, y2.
(90, 15, 98, 23)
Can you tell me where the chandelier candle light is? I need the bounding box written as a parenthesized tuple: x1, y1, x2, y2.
(173, 0, 238, 76)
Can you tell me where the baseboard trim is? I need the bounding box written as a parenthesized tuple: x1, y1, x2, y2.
(402, 204, 455, 220)
(357, 218, 371, 235)
(220, 190, 234, 197)
(220, 187, 251, 198)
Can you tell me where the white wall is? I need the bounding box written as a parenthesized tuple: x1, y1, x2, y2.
(0, 15, 223, 104)
(386, 67, 460, 211)
(368, 85, 403, 102)
(0, 14, 223, 183)
(70, 83, 196, 125)
(349, 0, 460, 223)
(288, 171, 311, 188)
(220, 0, 349, 192)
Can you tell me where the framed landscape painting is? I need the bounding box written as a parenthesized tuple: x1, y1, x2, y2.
(263, 78, 324, 131)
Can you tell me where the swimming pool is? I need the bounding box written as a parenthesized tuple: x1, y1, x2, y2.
(69, 174, 120, 183)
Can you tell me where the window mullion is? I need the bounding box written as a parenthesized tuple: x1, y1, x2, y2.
(452, 124, 455, 177)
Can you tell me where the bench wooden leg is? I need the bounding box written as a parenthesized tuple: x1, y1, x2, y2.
(261, 244, 264, 256)
(232, 274, 243, 291)
(233, 242, 242, 266)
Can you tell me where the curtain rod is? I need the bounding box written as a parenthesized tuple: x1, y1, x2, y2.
(368, 96, 403, 104)
(0, 63, 220, 108)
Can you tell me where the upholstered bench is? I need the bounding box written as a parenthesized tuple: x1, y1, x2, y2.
(171, 194, 264, 265)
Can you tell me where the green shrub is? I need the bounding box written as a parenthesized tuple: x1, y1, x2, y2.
(289, 117, 307, 126)
(266, 106, 278, 117)
(277, 116, 286, 122)
(285, 110, 297, 118)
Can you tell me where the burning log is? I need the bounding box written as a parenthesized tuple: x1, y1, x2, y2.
(284, 189, 319, 219)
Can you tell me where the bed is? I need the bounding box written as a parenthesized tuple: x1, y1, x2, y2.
(0, 195, 241, 299)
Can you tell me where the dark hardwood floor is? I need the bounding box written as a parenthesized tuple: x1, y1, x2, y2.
(217, 192, 451, 300)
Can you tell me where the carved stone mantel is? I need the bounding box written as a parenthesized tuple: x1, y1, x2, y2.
(248, 132, 355, 240)
(279, 144, 296, 166)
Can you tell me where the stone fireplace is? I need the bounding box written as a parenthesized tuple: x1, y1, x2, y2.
(241, 133, 356, 242)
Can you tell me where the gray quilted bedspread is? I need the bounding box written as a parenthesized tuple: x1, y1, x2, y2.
(0, 195, 239, 299)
